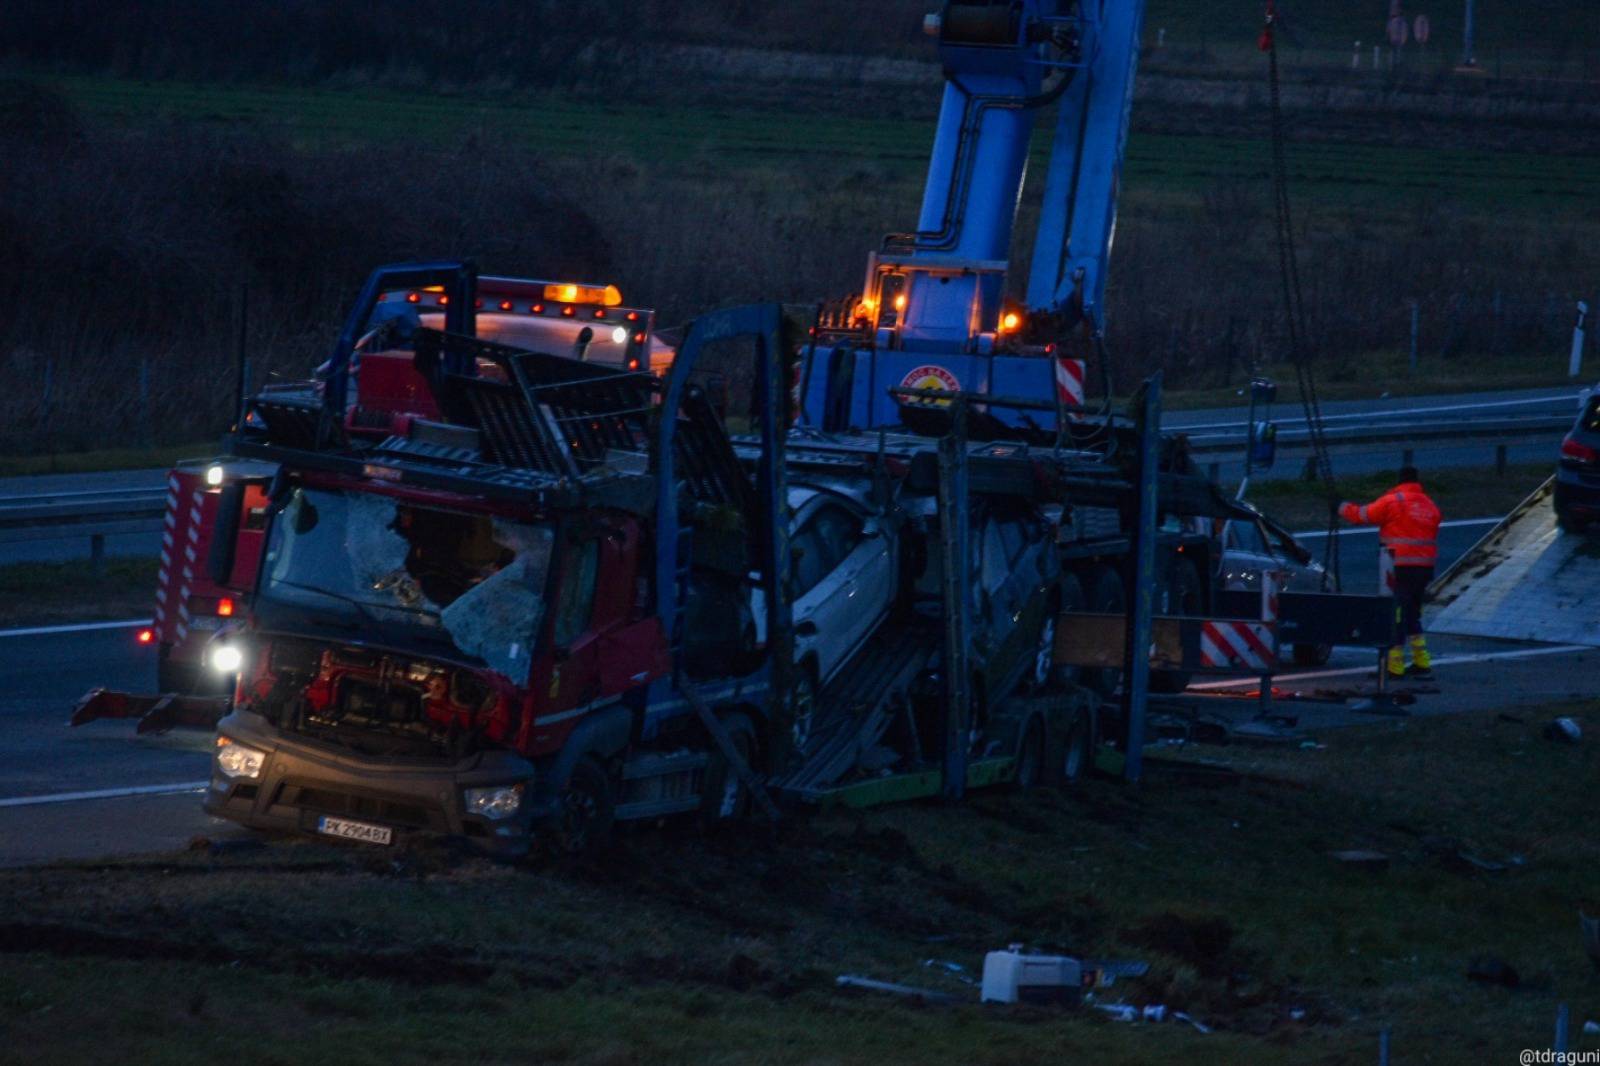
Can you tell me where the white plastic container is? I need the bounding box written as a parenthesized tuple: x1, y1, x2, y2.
(980, 945, 1083, 1004)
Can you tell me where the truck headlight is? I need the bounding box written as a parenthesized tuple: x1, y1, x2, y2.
(215, 736, 265, 779)
(205, 464, 225, 487)
(211, 644, 243, 674)
(464, 784, 524, 820)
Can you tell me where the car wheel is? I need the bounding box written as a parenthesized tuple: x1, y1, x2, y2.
(1013, 716, 1045, 791)
(790, 663, 819, 754)
(551, 756, 615, 856)
(1557, 505, 1588, 534)
(1292, 642, 1333, 667)
(1082, 566, 1125, 698)
(1150, 557, 1202, 693)
(701, 712, 758, 825)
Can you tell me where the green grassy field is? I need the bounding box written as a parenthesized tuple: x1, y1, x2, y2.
(3, 702, 1596, 1063)
(42, 74, 1600, 214)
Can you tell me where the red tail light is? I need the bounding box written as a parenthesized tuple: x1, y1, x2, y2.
(1561, 436, 1598, 464)
(217, 597, 235, 618)
(137, 628, 154, 645)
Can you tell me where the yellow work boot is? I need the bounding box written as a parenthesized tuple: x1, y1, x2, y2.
(1406, 636, 1433, 678)
(1386, 647, 1407, 679)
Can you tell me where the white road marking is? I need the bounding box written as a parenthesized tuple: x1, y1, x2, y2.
(0, 781, 209, 809)
(1190, 642, 1591, 690)
(1294, 516, 1504, 538)
(0, 618, 153, 639)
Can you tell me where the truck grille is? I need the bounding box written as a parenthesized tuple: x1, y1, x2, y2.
(279, 782, 436, 829)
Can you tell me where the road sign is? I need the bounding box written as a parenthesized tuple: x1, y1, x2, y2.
(1388, 15, 1410, 46)
(1414, 13, 1431, 44)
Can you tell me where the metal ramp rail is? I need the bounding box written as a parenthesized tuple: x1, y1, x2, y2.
(771, 620, 938, 802)
(1429, 477, 1600, 646)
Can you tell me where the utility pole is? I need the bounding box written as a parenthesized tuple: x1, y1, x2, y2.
(1461, 0, 1477, 66)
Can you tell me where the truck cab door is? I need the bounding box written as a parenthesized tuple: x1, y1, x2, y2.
(546, 537, 602, 713)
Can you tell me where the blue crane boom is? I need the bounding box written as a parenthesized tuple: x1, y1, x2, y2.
(801, 0, 1147, 436)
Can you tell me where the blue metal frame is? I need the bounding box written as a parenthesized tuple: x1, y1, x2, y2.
(647, 304, 794, 748)
(320, 260, 478, 419)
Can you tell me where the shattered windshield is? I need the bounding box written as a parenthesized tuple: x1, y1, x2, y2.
(261, 487, 554, 680)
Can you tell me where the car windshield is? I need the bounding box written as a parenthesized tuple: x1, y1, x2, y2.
(260, 487, 554, 679)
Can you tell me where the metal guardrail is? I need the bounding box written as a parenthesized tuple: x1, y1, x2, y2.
(0, 411, 1575, 564)
(1184, 413, 1572, 476)
(0, 489, 167, 571)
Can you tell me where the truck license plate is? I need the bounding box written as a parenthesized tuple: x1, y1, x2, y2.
(315, 816, 393, 846)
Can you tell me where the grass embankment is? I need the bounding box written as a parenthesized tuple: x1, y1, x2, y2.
(1249, 462, 1550, 532)
(0, 559, 155, 628)
(0, 442, 212, 478)
(2, 703, 1595, 1063)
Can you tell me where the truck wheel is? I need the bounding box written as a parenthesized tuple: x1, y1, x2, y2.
(1292, 643, 1333, 667)
(1012, 716, 1044, 791)
(1150, 557, 1201, 694)
(551, 756, 615, 856)
(1082, 566, 1125, 698)
(701, 712, 758, 825)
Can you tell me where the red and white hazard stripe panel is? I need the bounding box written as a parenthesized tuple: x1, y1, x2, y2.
(1200, 620, 1278, 672)
(153, 470, 215, 647)
(1055, 356, 1086, 409)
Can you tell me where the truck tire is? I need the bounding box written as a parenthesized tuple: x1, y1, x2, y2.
(700, 712, 758, 825)
(1012, 715, 1045, 791)
(1060, 710, 1092, 786)
(1082, 566, 1125, 698)
(1150, 557, 1201, 693)
(551, 756, 615, 856)
(1292, 642, 1333, 667)
(1556, 505, 1588, 534)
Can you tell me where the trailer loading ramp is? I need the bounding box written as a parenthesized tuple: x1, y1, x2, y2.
(1429, 478, 1600, 646)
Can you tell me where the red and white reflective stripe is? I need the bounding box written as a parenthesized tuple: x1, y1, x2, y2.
(174, 486, 205, 643)
(1201, 621, 1277, 671)
(1054, 356, 1086, 408)
(152, 475, 183, 634)
(1200, 621, 1277, 671)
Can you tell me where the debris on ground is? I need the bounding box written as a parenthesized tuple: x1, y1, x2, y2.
(980, 947, 1083, 1004)
(1466, 954, 1521, 988)
(835, 975, 960, 1005)
(1328, 849, 1390, 871)
(1545, 717, 1583, 743)
(1091, 1001, 1211, 1033)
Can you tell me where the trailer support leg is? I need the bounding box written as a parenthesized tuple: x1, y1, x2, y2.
(1122, 373, 1162, 785)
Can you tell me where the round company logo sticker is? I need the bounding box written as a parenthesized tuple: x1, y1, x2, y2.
(898, 364, 960, 406)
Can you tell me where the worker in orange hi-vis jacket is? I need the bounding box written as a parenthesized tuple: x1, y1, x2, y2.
(1339, 465, 1442, 679)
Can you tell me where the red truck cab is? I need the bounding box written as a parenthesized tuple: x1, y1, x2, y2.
(202, 469, 670, 856)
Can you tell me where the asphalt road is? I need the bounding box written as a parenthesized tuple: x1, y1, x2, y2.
(0, 624, 236, 865)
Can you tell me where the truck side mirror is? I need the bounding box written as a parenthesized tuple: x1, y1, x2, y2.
(208, 481, 246, 586)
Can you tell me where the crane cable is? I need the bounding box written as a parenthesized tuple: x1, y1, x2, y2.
(1261, 2, 1342, 590)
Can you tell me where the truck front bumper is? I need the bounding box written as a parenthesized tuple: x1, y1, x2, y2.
(202, 711, 553, 858)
